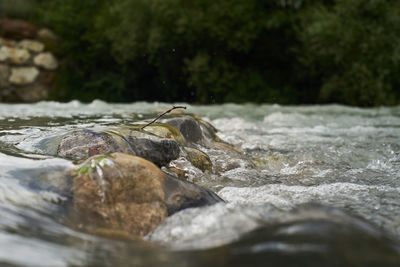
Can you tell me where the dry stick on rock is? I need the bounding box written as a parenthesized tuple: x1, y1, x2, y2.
(141, 106, 187, 130)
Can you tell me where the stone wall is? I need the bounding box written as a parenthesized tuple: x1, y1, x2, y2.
(0, 18, 58, 102)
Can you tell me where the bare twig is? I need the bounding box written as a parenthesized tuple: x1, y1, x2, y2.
(141, 106, 186, 130)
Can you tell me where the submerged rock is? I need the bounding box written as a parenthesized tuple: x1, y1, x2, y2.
(72, 153, 222, 238)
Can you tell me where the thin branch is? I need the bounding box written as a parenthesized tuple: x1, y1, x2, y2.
(141, 106, 187, 130)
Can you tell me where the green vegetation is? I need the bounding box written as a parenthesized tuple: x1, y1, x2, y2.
(2, 0, 400, 106)
(298, 0, 400, 106)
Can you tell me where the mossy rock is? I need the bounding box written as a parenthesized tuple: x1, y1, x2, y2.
(72, 153, 223, 238)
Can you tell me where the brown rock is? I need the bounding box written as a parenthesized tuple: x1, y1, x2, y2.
(163, 114, 233, 149)
(0, 18, 38, 40)
(73, 153, 168, 237)
(15, 83, 48, 102)
(57, 128, 180, 166)
(57, 130, 130, 161)
(185, 147, 213, 172)
(0, 37, 16, 46)
(72, 153, 222, 238)
(0, 64, 10, 88)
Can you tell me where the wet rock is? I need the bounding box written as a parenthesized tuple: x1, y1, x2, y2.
(0, 46, 30, 64)
(9, 67, 39, 85)
(184, 147, 213, 172)
(125, 136, 180, 167)
(0, 18, 38, 40)
(220, 205, 400, 267)
(139, 123, 185, 144)
(164, 115, 204, 144)
(57, 130, 130, 161)
(18, 39, 45, 52)
(57, 128, 180, 167)
(207, 148, 256, 173)
(72, 153, 222, 238)
(163, 115, 234, 150)
(33, 52, 58, 70)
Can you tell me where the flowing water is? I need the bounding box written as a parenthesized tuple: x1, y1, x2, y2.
(0, 101, 400, 266)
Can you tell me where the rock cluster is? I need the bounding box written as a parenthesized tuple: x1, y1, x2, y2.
(0, 18, 58, 102)
(56, 113, 253, 239)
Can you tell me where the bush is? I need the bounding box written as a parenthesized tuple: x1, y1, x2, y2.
(298, 0, 400, 106)
(31, 0, 400, 105)
(100, 0, 300, 103)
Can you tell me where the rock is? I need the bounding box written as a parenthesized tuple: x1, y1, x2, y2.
(15, 83, 48, 103)
(184, 147, 213, 172)
(72, 153, 222, 237)
(0, 18, 38, 40)
(0, 64, 10, 88)
(57, 130, 131, 161)
(9, 67, 39, 85)
(125, 136, 180, 167)
(164, 115, 205, 144)
(140, 123, 185, 145)
(37, 28, 57, 40)
(0, 37, 16, 47)
(18, 39, 45, 52)
(0, 46, 31, 64)
(57, 128, 180, 167)
(0, 19, 58, 102)
(163, 115, 232, 150)
(33, 52, 58, 70)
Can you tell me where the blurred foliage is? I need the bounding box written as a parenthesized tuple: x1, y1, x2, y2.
(298, 0, 400, 106)
(0, 0, 42, 20)
(100, 0, 299, 103)
(2, 0, 399, 106)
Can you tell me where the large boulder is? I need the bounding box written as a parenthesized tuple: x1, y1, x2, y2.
(72, 153, 222, 238)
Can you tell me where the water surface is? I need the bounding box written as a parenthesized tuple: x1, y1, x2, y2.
(1, 101, 399, 266)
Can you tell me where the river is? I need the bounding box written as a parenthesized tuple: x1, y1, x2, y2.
(0, 101, 399, 266)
